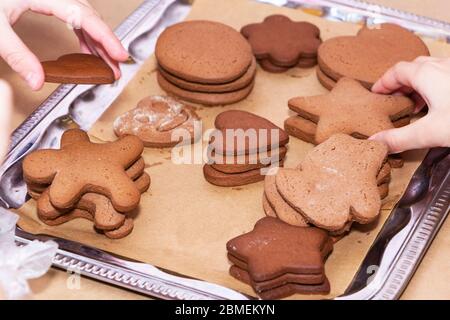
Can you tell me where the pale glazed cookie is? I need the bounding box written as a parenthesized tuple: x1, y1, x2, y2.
(318, 23, 429, 88)
(287, 78, 414, 144)
(275, 134, 388, 232)
(157, 72, 255, 106)
(158, 58, 257, 93)
(241, 15, 321, 66)
(23, 129, 144, 212)
(114, 95, 201, 148)
(156, 20, 253, 84)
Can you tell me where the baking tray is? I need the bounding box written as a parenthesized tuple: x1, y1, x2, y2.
(0, 0, 448, 300)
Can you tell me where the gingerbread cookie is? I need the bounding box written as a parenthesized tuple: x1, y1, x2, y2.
(37, 173, 150, 230)
(318, 23, 429, 89)
(156, 20, 253, 84)
(23, 129, 144, 211)
(158, 58, 257, 93)
(42, 54, 115, 84)
(157, 72, 255, 106)
(210, 147, 287, 174)
(259, 57, 317, 73)
(203, 162, 283, 187)
(113, 96, 201, 148)
(227, 217, 332, 298)
(211, 110, 289, 155)
(275, 134, 388, 232)
(241, 15, 321, 67)
(287, 77, 414, 144)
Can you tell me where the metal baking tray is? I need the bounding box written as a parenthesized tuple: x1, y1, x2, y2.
(0, 0, 448, 300)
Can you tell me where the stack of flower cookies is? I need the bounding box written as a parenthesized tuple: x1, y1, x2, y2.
(203, 110, 289, 187)
(227, 217, 333, 299)
(241, 15, 321, 73)
(155, 20, 256, 106)
(23, 129, 150, 239)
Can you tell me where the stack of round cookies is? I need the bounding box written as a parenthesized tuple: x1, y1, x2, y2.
(155, 20, 256, 106)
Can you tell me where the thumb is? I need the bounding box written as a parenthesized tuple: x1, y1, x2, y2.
(0, 18, 44, 91)
(369, 117, 433, 154)
(0, 80, 13, 160)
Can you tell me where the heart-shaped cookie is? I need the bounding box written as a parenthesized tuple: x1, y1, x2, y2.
(318, 23, 429, 88)
(42, 53, 115, 84)
(211, 110, 289, 155)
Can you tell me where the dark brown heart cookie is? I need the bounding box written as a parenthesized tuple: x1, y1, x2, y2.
(42, 54, 114, 84)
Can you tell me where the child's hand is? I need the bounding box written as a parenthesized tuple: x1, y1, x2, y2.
(370, 56, 450, 153)
(0, 0, 128, 91)
(0, 80, 12, 160)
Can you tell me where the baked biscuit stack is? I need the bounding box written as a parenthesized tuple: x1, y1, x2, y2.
(155, 20, 256, 106)
(204, 110, 289, 187)
(23, 129, 150, 239)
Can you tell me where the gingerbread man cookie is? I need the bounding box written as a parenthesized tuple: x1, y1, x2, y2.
(23, 129, 144, 212)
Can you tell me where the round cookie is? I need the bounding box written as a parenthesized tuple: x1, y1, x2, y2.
(158, 58, 257, 93)
(157, 72, 254, 106)
(156, 20, 253, 84)
(113, 95, 201, 148)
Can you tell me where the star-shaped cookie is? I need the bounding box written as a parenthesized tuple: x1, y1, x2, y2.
(23, 129, 144, 211)
(275, 134, 388, 231)
(288, 77, 414, 144)
(241, 15, 321, 66)
(227, 217, 333, 282)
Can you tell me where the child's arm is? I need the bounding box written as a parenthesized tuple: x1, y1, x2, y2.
(370, 56, 450, 153)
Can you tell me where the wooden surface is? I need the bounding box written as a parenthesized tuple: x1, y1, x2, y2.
(1, 0, 448, 300)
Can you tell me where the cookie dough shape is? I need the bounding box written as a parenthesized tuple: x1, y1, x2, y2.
(23, 129, 144, 212)
(276, 134, 388, 231)
(156, 20, 253, 84)
(287, 77, 414, 144)
(114, 95, 201, 148)
(318, 23, 430, 88)
(241, 15, 321, 66)
(42, 54, 115, 84)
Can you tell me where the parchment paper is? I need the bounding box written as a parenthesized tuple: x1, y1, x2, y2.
(16, 0, 450, 299)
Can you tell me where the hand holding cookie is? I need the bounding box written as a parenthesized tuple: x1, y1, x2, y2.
(371, 57, 450, 153)
(0, 0, 128, 90)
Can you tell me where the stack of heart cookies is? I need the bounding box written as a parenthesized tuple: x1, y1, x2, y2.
(155, 20, 256, 106)
(203, 110, 289, 187)
(227, 217, 333, 299)
(22, 129, 149, 239)
(241, 15, 321, 73)
(264, 134, 389, 236)
(317, 23, 429, 90)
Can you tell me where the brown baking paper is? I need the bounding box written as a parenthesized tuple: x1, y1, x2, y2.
(16, 0, 450, 299)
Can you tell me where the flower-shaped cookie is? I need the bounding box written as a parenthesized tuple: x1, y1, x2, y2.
(241, 15, 321, 66)
(276, 134, 388, 231)
(23, 129, 144, 211)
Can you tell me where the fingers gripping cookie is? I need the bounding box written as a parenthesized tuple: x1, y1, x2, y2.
(23, 129, 144, 211)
